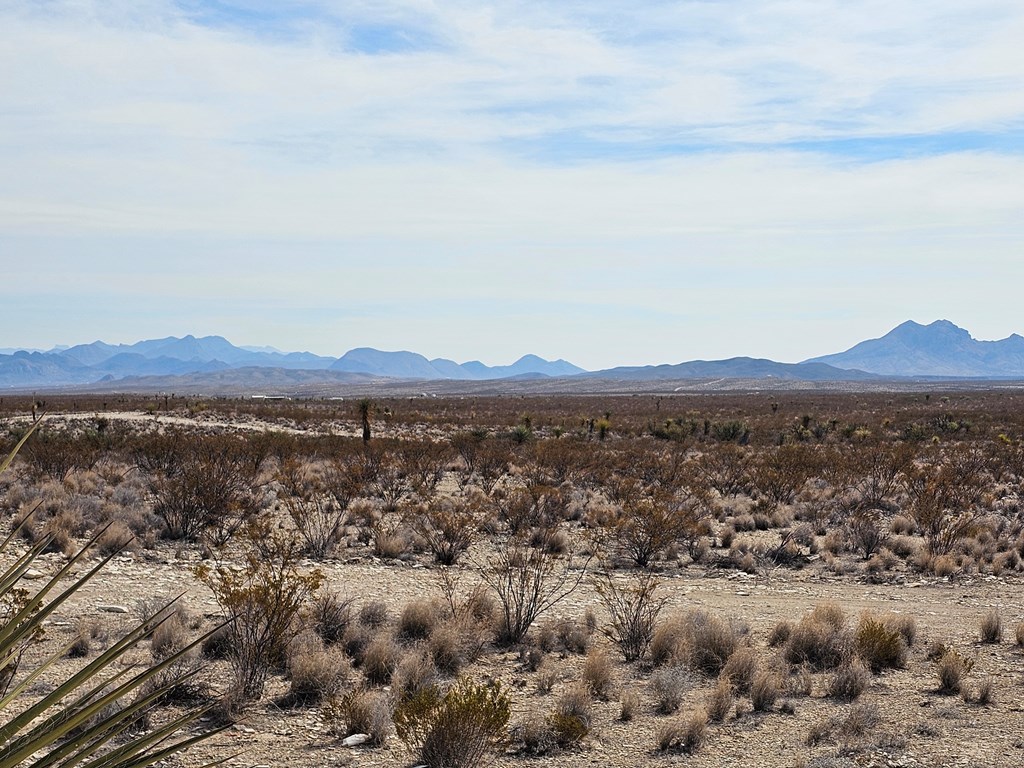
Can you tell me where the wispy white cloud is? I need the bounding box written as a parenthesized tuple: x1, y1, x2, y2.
(1, 1, 1022, 365)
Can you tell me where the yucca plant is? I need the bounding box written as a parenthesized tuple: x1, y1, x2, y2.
(1, 418, 227, 768)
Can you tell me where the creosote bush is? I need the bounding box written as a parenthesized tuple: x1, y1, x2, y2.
(855, 614, 907, 672)
(196, 523, 324, 702)
(394, 677, 511, 768)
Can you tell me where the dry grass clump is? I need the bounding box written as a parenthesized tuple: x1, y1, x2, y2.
(398, 599, 443, 642)
(67, 618, 108, 658)
(705, 677, 734, 722)
(854, 614, 907, 672)
(783, 604, 852, 671)
(979, 609, 1002, 644)
(510, 715, 558, 756)
(787, 665, 814, 697)
(285, 632, 349, 705)
(551, 683, 593, 746)
(94, 519, 137, 556)
(936, 649, 973, 695)
(687, 610, 741, 675)
(150, 613, 190, 660)
(537, 617, 590, 655)
(1015, 621, 1024, 646)
(828, 658, 870, 700)
(750, 669, 780, 711)
(325, 689, 392, 745)
(361, 636, 401, 685)
(883, 613, 917, 647)
(201, 623, 232, 660)
(651, 665, 692, 714)
(806, 702, 881, 748)
(307, 591, 353, 645)
(582, 648, 614, 699)
(974, 675, 995, 706)
(393, 650, 439, 699)
(358, 600, 389, 628)
(767, 620, 793, 647)
(657, 709, 707, 753)
(619, 691, 640, 721)
(720, 647, 759, 694)
(650, 615, 687, 667)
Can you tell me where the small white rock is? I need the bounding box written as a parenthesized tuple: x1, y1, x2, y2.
(342, 733, 370, 747)
(97, 605, 129, 614)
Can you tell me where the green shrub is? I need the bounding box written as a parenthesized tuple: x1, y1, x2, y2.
(394, 677, 511, 768)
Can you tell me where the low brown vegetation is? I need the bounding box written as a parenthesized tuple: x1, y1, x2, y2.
(4, 391, 1024, 766)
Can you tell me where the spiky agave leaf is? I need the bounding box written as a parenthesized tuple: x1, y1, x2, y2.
(1, 416, 226, 768)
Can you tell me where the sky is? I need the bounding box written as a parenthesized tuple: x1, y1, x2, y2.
(1, 0, 1023, 370)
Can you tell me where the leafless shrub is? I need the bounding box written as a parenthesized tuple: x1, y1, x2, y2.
(594, 570, 665, 662)
(407, 496, 479, 565)
(482, 533, 591, 645)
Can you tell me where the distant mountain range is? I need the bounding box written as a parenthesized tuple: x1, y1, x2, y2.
(804, 320, 1024, 378)
(0, 335, 583, 389)
(2, 320, 1022, 391)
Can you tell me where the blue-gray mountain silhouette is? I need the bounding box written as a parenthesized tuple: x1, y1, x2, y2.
(803, 320, 1024, 377)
